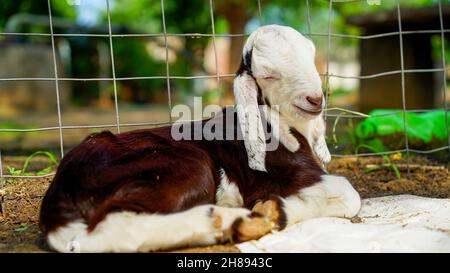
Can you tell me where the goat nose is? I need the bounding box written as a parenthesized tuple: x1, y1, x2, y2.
(306, 96, 323, 107)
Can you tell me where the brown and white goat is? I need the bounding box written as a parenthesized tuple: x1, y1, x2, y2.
(39, 25, 361, 252)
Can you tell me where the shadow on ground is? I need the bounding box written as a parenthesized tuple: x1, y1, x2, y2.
(1, 156, 449, 253)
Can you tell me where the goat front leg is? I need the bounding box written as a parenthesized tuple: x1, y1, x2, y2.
(314, 134, 331, 168)
(252, 175, 361, 230)
(311, 115, 331, 168)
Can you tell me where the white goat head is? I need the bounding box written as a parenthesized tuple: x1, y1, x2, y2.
(234, 25, 326, 172)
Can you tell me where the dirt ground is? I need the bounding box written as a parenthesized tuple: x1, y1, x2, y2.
(0, 155, 449, 253)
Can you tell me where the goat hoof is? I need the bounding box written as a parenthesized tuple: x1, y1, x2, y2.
(231, 214, 273, 243)
(252, 198, 286, 230)
(252, 200, 279, 222)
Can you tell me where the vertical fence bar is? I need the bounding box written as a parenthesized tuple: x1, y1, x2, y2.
(324, 0, 333, 121)
(106, 0, 121, 133)
(306, 0, 312, 38)
(47, 0, 65, 157)
(161, 0, 173, 122)
(396, 1, 411, 175)
(208, 0, 222, 106)
(0, 149, 4, 216)
(257, 0, 264, 25)
(438, 0, 450, 156)
(0, 150, 3, 187)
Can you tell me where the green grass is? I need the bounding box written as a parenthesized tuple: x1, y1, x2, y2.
(355, 144, 401, 179)
(327, 107, 401, 179)
(327, 107, 371, 147)
(14, 226, 28, 233)
(5, 151, 59, 183)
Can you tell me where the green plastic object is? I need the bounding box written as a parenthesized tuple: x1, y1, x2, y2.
(355, 109, 449, 143)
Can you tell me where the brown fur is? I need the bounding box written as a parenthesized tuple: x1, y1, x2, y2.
(39, 108, 324, 235)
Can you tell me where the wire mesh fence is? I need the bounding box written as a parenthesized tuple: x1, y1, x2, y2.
(0, 0, 449, 186)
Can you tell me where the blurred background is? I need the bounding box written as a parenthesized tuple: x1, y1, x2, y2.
(0, 0, 449, 167)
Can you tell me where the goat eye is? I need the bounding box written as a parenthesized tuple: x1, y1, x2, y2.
(263, 76, 277, 80)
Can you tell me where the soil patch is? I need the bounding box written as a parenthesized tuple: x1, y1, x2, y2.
(1, 156, 448, 253)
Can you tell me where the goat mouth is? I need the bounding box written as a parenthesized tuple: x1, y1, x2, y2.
(292, 105, 322, 115)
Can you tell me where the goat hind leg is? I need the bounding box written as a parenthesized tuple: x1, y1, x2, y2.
(282, 175, 361, 227)
(47, 204, 274, 252)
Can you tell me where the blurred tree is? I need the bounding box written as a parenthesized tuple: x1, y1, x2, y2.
(1, 0, 442, 106)
(101, 0, 445, 103)
(0, 0, 76, 31)
(107, 0, 213, 103)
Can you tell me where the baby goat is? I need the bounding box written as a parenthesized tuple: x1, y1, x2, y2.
(39, 25, 361, 252)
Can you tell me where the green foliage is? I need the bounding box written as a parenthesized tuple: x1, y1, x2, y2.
(0, 0, 76, 31)
(328, 107, 401, 178)
(334, 0, 439, 16)
(50, 0, 77, 19)
(328, 107, 370, 144)
(102, 0, 216, 103)
(14, 226, 28, 233)
(6, 151, 59, 182)
(431, 35, 450, 64)
(21, 151, 58, 175)
(1, 0, 445, 105)
(7, 166, 22, 176)
(355, 143, 402, 179)
(112, 37, 167, 100)
(108, 0, 163, 33)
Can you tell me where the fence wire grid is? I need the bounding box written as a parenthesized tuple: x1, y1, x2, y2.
(0, 0, 449, 184)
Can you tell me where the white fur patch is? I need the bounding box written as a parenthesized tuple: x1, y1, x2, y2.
(216, 169, 244, 208)
(282, 175, 361, 226)
(310, 115, 331, 166)
(314, 135, 331, 166)
(47, 205, 252, 253)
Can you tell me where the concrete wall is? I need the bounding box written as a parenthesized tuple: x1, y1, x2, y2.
(0, 44, 71, 115)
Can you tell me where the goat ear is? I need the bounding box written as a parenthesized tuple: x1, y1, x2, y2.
(234, 71, 267, 172)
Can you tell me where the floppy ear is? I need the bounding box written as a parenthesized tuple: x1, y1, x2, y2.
(234, 71, 267, 172)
